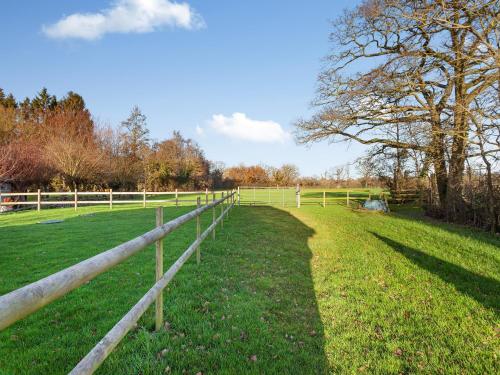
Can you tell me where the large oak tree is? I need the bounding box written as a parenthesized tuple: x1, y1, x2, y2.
(295, 0, 499, 220)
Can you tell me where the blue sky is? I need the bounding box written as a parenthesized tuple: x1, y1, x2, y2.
(0, 0, 366, 176)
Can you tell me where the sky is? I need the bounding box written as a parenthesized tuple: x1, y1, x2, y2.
(0, 0, 366, 176)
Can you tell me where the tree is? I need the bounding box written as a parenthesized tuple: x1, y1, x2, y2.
(121, 106, 150, 160)
(31, 87, 57, 112)
(356, 157, 375, 188)
(278, 164, 300, 186)
(468, 90, 499, 233)
(0, 140, 52, 190)
(208, 161, 226, 189)
(44, 135, 103, 190)
(59, 91, 86, 111)
(225, 165, 269, 186)
(295, 0, 499, 220)
(144, 132, 209, 190)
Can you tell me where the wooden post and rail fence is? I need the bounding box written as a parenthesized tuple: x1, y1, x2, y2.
(235, 186, 388, 208)
(0, 186, 402, 212)
(0, 190, 236, 375)
(0, 189, 231, 212)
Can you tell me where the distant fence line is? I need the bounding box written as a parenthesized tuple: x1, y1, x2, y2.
(0, 188, 232, 212)
(237, 186, 394, 208)
(0, 186, 416, 213)
(0, 190, 237, 374)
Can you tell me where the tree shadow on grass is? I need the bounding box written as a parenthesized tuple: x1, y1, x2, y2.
(0, 205, 328, 374)
(371, 232, 500, 314)
(389, 206, 500, 249)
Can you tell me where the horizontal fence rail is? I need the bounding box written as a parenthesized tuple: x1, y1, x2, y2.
(0, 190, 236, 375)
(0, 189, 228, 212)
(1, 187, 395, 212)
(236, 187, 388, 208)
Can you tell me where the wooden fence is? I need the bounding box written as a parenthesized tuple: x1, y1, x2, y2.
(1, 187, 396, 213)
(237, 186, 388, 208)
(237, 186, 299, 207)
(0, 188, 232, 212)
(0, 190, 236, 374)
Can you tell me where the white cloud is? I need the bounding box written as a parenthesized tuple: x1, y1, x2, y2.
(42, 0, 204, 40)
(209, 112, 290, 143)
(195, 125, 204, 136)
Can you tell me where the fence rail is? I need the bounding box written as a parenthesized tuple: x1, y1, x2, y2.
(0, 188, 228, 212)
(237, 187, 388, 208)
(1, 187, 395, 213)
(0, 190, 236, 375)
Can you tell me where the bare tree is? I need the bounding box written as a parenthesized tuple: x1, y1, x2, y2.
(356, 157, 375, 188)
(295, 0, 499, 220)
(468, 89, 499, 232)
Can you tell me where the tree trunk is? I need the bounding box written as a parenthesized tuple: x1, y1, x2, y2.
(430, 128, 448, 214)
(484, 161, 498, 234)
(445, 92, 468, 221)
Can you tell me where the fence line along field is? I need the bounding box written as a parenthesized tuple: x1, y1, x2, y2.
(0, 196, 498, 374)
(1, 187, 392, 213)
(0, 189, 230, 212)
(1, 192, 236, 374)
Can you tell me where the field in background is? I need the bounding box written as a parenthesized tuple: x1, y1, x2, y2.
(0, 203, 498, 373)
(238, 187, 387, 207)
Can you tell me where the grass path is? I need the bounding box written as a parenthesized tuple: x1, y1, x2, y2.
(0, 204, 498, 374)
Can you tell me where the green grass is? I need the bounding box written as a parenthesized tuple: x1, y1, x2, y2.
(238, 187, 387, 207)
(0, 203, 498, 374)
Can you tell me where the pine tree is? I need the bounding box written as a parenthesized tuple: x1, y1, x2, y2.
(121, 105, 150, 159)
(31, 87, 57, 111)
(59, 91, 85, 111)
(3, 94, 17, 109)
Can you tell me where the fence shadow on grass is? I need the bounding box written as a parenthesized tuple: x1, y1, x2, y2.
(0, 205, 328, 374)
(371, 232, 500, 314)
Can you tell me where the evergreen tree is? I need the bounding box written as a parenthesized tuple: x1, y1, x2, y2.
(31, 87, 57, 111)
(59, 91, 85, 111)
(0, 89, 17, 108)
(4, 94, 17, 109)
(121, 105, 149, 159)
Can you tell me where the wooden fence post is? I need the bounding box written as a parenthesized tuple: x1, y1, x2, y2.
(175, 189, 178, 208)
(237, 186, 240, 207)
(37, 189, 41, 212)
(221, 192, 225, 228)
(74, 189, 78, 211)
(109, 189, 113, 209)
(296, 184, 300, 208)
(143, 189, 146, 208)
(212, 193, 216, 240)
(253, 187, 256, 206)
(368, 192, 371, 201)
(323, 191, 326, 208)
(347, 191, 350, 206)
(205, 188, 208, 205)
(196, 197, 201, 265)
(155, 207, 163, 331)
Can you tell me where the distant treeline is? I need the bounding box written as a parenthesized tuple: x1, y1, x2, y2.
(0, 88, 309, 192)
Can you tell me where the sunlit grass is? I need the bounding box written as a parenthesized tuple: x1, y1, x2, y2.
(0, 203, 498, 374)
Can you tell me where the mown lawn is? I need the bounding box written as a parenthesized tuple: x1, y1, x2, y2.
(238, 187, 387, 207)
(0, 203, 498, 374)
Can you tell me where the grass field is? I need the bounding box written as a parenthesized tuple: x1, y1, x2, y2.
(0, 200, 498, 374)
(238, 187, 386, 207)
